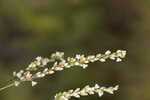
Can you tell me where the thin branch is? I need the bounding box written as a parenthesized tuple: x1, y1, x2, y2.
(0, 83, 14, 92)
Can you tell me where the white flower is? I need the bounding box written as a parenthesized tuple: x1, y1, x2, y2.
(87, 55, 95, 60)
(105, 50, 111, 55)
(14, 81, 20, 86)
(98, 90, 103, 97)
(95, 84, 100, 89)
(55, 67, 63, 71)
(16, 72, 22, 78)
(113, 85, 119, 91)
(36, 72, 41, 77)
(36, 56, 42, 61)
(116, 58, 122, 62)
(36, 72, 45, 78)
(65, 93, 71, 97)
(121, 50, 126, 58)
(48, 70, 54, 74)
(87, 87, 94, 94)
(110, 54, 116, 60)
(80, 90, 88, 96)
(26, 72, 32, 78)
(100, 58, 106, 62)
(32, 81, 37, 86)
(104, 88, 114, 94)
(96, 54, 102, 58)
(60, 96, 68, 100)
(74, 88, 80, 92)
(29, 63, 36, 68)
(44, 68, 48, 72)
(20, 70, 24, 73)
(64, 63, 68, 66)
(36, 61, 41, 66)
(74, 62, 80, 66)
(75, 54, 81, 60)
(82, 64, 88, 69)
(54, 84, 119, 100)
(117, 50, 121, 53)
(65, 65, 71, 68)
(40, 73, 45, 77)
(73, 93, 80, 98)
(20, 77, 25, 80)
(42, 59, 48, 65)
(117, 50, 126, 58)
(56, 51, 64, 57)
(84, 60, 89, 63)
(56, 51, 60, 56)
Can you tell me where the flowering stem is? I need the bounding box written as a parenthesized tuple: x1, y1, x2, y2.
(54, 84, 119, 100)
(0, 83, 14, 92)
(1, 50, 126, 89)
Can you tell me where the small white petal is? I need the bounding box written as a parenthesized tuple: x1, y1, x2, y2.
(113, 85, 119, 91)
(76, 54, 81, 60)
(55, 67, 63, 71)
(74, 88, 80, 92)
(20, 70, 24, 73)
(64, 63, 68, 66)
(26, 72, 32, 78)
(105, 50, 111, 55)
(65, 65, 71, 68)
(48, 70, 54, 74)
(117, 50, 121, 53)
(32, 81, 37, 86)
(60, 96, 68, 100)
(96, 54, 102, 58)
(116, 58, 122, 62)
(121, 50, 126, 58)
(80, 90, 88, 96)
(98, 90, 104, 97)
(41, 73, 45, 77)
(16, 72, 22, 78)
(110, 54, 116, 60)
(73, 93, 80, 98)
(106, 88, 114, 94)
(44, 68, 48, 72)
(36, 61, 41, 66)
(56, 51, 64, 57)
(20, 77, 25, 80)
(74, 62, 80, 66)
(43, 60, 48, 65)
(36, 72, 41, 76)
(14, 81, 20, 86)
(56, 51, 60, 55)
(103, 87, 115, 94)
(28, 64, 32, 68)
(82, 64, 88, 69)
(100, 58, 106, 62)
(95, 84, 100, 89)
(29, 63, 36, 67)
(36, 56, 42, 61)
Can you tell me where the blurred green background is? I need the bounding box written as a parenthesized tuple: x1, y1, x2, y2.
(0, 0, 150, 100)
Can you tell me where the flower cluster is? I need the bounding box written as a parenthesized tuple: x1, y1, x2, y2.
(12, 50, 126, 87)
(54, 84, 119, 100)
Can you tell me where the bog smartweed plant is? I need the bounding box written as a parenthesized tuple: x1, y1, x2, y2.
(0, 50, 126, 100)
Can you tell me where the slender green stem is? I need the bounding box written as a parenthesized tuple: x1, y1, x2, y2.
(0, 83, 14, 92)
